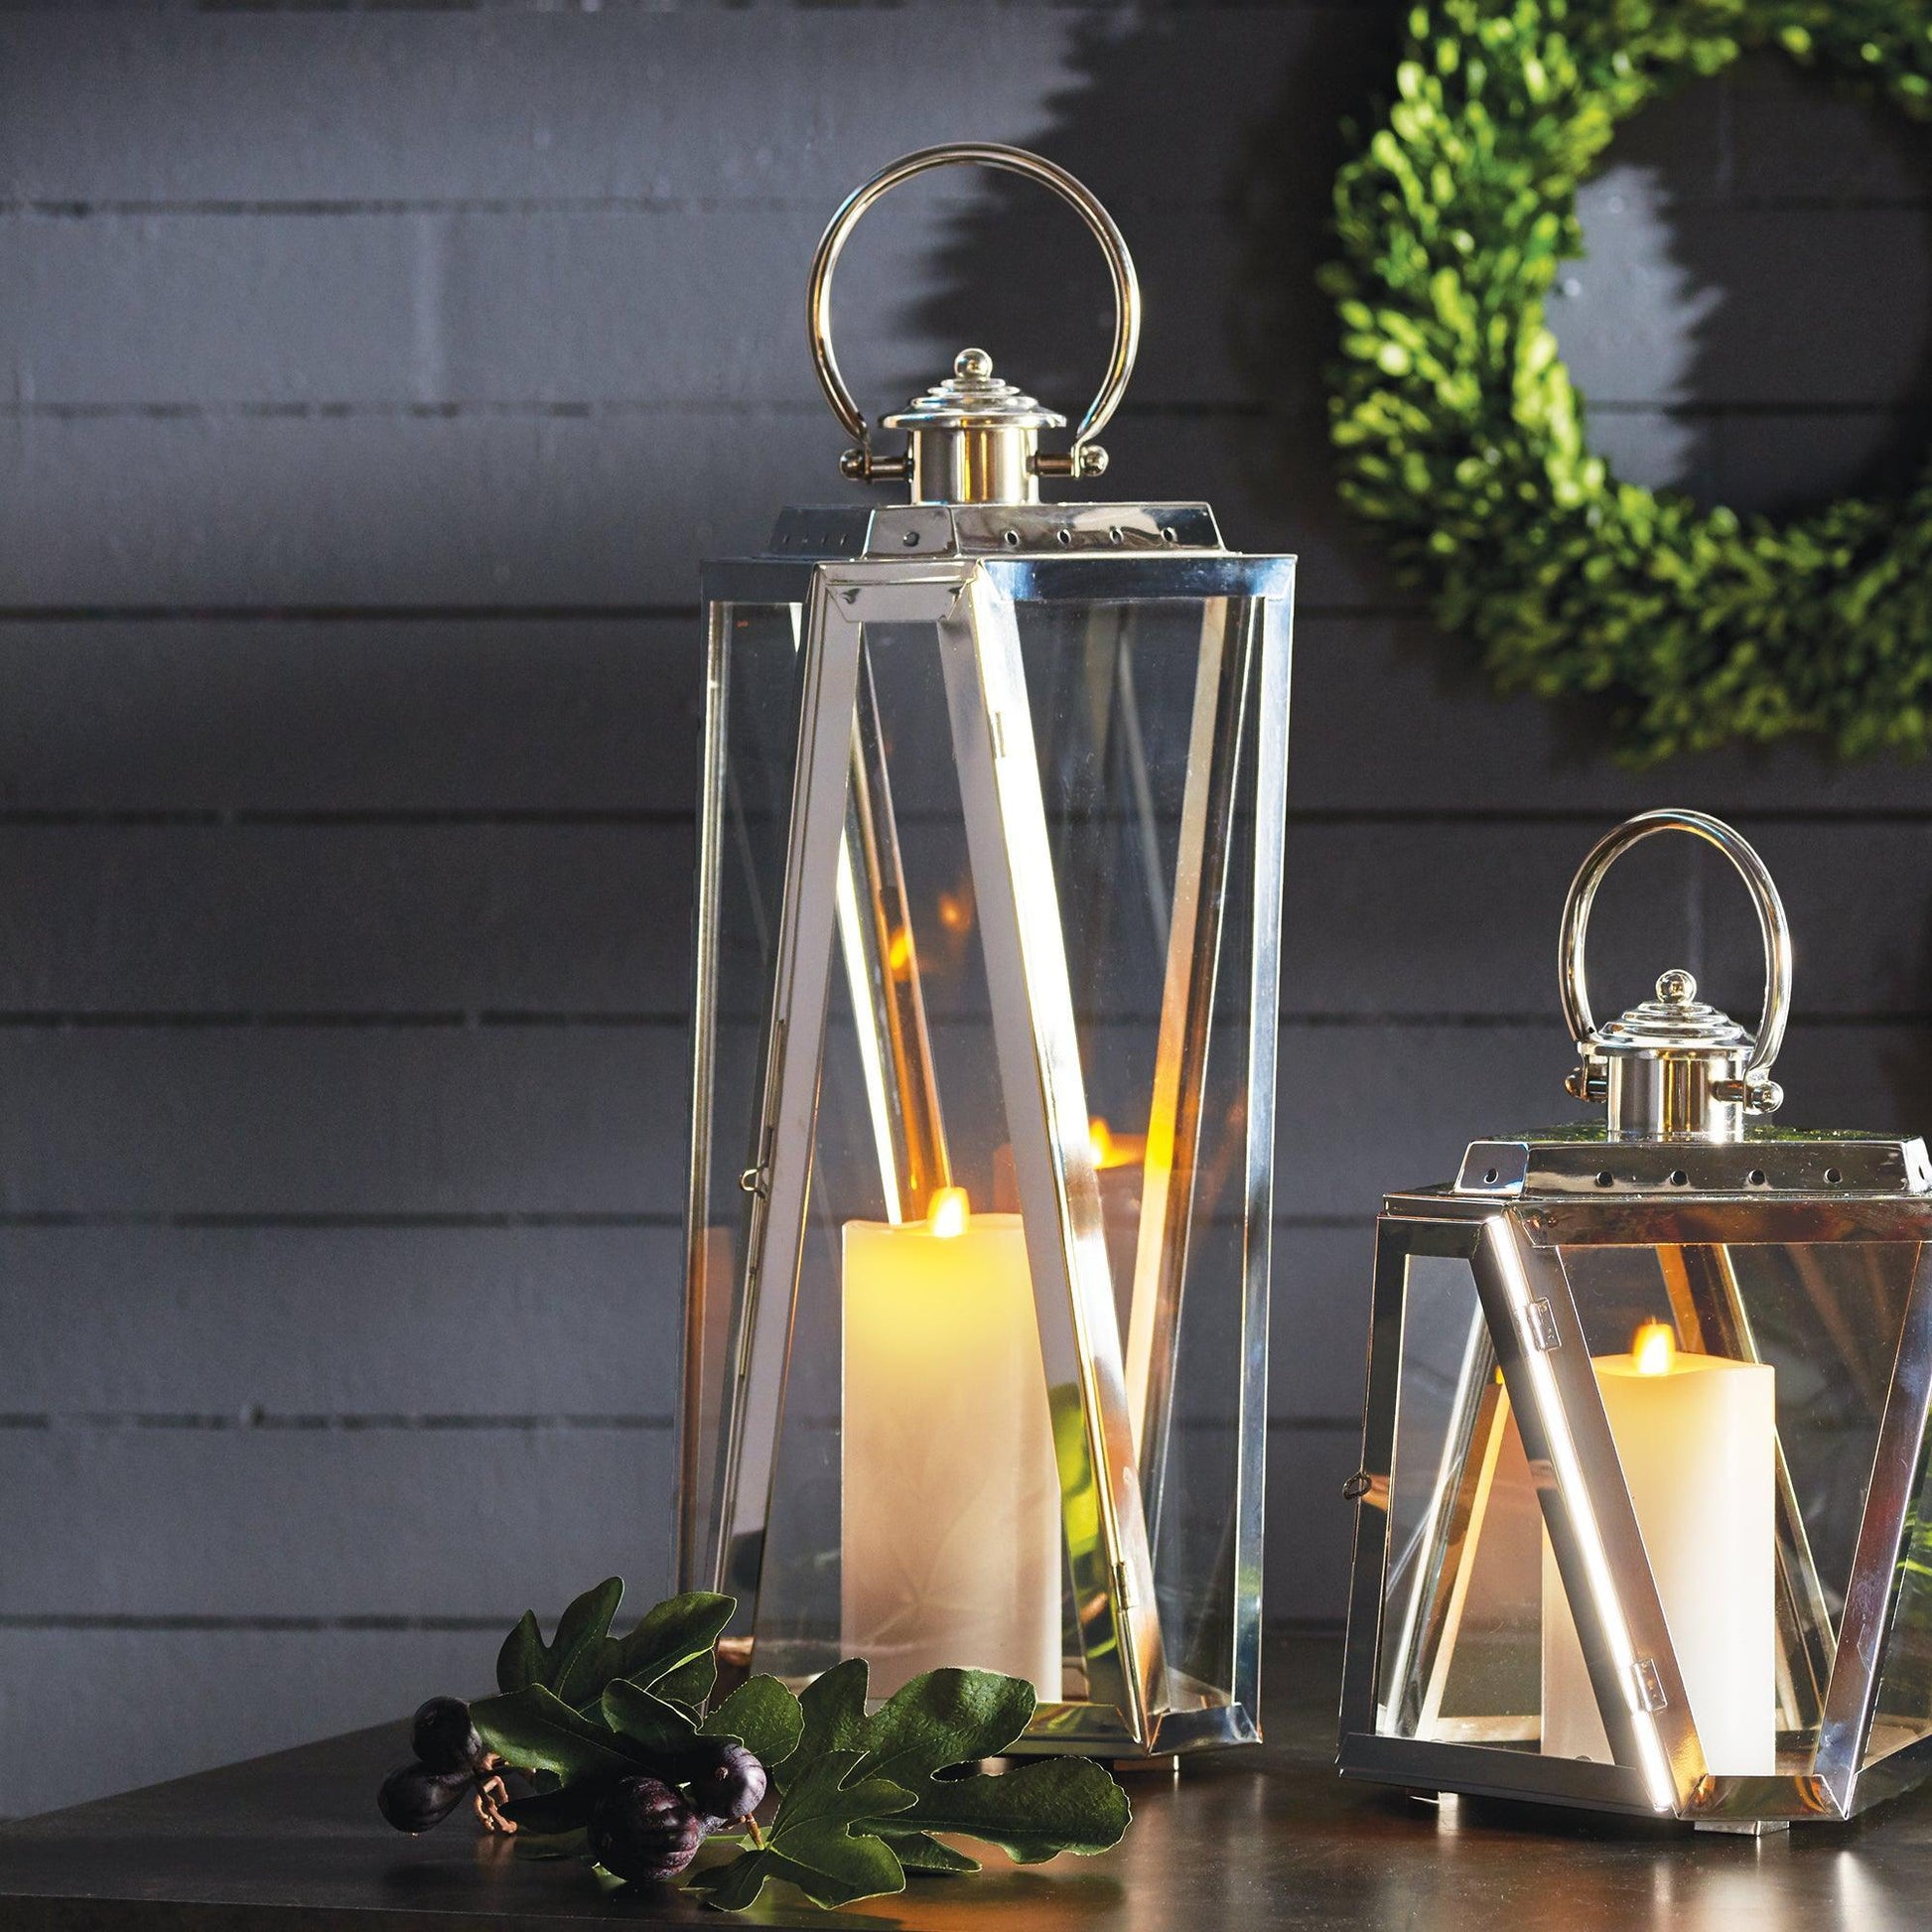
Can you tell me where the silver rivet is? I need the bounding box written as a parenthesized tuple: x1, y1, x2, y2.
(1824, 1167, 1843, 1185)
(1747, 1169, 1767, 1186)
(1055, 527, 1072, 546)
(1002, 529, 1020, 547)
(1108, 526, 1124, 544)
(902, 528, 920, 546)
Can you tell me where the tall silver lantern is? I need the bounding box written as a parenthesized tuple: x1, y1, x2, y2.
(676, 144, 1293, 1757)
(1340, 809, 1932, 1826)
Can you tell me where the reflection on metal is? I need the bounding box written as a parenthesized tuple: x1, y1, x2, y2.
(682, 526, 1294, 1757)
(1340, 810, 1932, 1823)
(682, 145, 1291, 1759)
(1129, 596, 1251, 1504)
(836, 654, 951, 1222)
(938, 565, 1159, 1738)
(807, 144, 1139, 498)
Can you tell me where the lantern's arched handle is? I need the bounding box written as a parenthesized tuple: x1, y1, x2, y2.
(1559, 809, 1791, 1095)
(807, 143, 1140, 483)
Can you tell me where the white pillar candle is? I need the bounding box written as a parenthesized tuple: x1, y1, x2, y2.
(841, 1187, 1061, 1702)
(1542, 1322, 1775, 1775)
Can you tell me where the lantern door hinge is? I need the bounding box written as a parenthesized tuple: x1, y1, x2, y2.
(1517, 1298, 1562, 1353)
(1629, 1656, 1668, 1714)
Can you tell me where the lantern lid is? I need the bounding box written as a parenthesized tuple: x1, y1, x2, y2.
(1592, 970, 1750, 1056)
(884, 349, 1066, 433)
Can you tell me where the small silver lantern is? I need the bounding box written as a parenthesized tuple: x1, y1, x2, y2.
(676, 144, 1293, 1756)
(1340, 809, 1932, 1826)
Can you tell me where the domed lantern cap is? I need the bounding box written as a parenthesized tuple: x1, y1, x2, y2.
(1596, 969, 1751, 1056)
(1561, 812, 1789, 1141)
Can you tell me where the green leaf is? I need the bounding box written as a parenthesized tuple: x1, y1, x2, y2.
(470, 1684, 644, 1783)
(884, 1831, 980, 1874)
(774, 1656, 871, 1793)
(545, 1578, 628, 1706)
(600, 1678, 700, 1757)
(492, 1578, 623, 1700)
(493, 1582, 735, 1711)
(499, 1782, 607, 1836)
(860, 1669, 1035, 1788)
(699, 1676, 804, 1766)
(494, 1611, 546, 1696)
(897, 1756, 1132, 1864)
(690, 1749, 912, 1913)
(607, 1590, 736, 1700)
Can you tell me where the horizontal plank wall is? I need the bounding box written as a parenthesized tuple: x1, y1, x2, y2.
(5, 5, 1932, 1813)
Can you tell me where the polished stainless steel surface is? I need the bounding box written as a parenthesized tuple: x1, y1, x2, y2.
(1341, 809, 1932, 1823)
(806, 144, 1140, 500)
(1453, 1125, 1932, 1199)
(1559, 809, 1791, 1141)
(686, 153, 1290, 1758)
(683, 543, 1293, 1757)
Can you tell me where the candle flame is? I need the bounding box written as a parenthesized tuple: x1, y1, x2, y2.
(927, 1186, 971, 1239)
(1632, 1320, 1677, 1377)
(1087, 1116, 1146, 1172)
(886, 926, 912, 977)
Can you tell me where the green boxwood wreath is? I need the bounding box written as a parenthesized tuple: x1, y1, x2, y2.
(1325, 0, 1932, 761)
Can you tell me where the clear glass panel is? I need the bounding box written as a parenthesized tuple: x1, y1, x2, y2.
(1550, 1240, 1923, 1774)
(1869, 1444, 1932, 1766)
(1375, 1250, 1542, 1746)
(692, 586, 1273, 1731)
(680, 603, 806, 1598)
(1382, 1229, 1924, 1776)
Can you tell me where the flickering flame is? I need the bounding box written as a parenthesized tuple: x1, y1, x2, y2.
(927, 1186, 971, 1239)
(1087, 1117, 1147, 1172)
(886, 926, 912, 977)
(1632, 1320, 1677, 1377)
(937, 888, 973, 935)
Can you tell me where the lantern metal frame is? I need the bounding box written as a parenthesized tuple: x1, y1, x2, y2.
(682, 500, 1292, 1755)
(1338, 811, 1932, 1825)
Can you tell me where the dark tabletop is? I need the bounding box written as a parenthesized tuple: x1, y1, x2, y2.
(3, 1637, 1929, 1930)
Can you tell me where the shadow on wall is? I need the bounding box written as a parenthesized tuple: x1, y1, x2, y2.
(1555, 48, 1932, 519)
(895, 7, 1402, 573)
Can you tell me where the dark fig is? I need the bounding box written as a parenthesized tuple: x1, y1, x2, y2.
(410, 1696, 485, 1776)
(588, 1774, 708, 1883)
(376, 1761, 473, 1835)
(681, 1740, 768, 1830)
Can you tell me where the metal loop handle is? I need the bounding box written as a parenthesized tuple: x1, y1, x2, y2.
(806, 143, 1141, 476)
(1559, 809, 1792, 1080)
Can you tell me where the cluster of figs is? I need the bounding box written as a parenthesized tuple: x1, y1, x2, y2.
(376, 1695, 767, 1883)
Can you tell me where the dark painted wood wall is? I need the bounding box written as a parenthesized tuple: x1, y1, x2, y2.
(7, 4, 1932, 1815)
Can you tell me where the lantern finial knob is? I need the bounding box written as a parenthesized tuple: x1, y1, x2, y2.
(1657, 969, 1696, 1006)
(955, 347, 994, 379)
